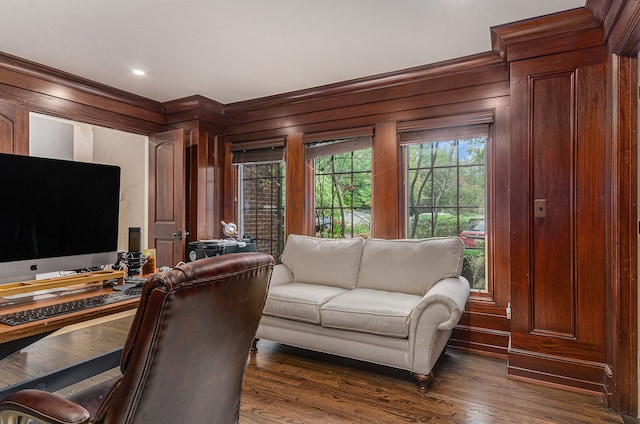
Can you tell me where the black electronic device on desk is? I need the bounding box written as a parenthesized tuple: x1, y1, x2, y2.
(187, 240, 256, 262)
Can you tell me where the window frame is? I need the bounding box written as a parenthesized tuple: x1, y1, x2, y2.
(303, 127, 374, 239)
(231, 138, 286, 260)
(398, 112, 495, 298)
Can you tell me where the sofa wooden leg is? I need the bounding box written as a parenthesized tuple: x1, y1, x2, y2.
(412, 372, 433, 394)
(250, 338, 259, 353)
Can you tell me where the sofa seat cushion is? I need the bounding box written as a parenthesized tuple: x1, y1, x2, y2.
(357, 237, 465, 296)
(320, 289, 422, 338)
(280, 234, 365, 289)
(263, 283, 346, 324)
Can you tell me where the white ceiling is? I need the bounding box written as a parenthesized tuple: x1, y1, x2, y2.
(0, 0, 585, 104)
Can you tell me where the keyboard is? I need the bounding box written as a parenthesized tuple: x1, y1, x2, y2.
(0, 289, 141, 326)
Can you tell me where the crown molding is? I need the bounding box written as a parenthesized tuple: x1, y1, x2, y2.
(0, 51, 163, 114)
(491, 8, 603, 62)
(587, 0, 640, 56)
(224, 52, 505, 115)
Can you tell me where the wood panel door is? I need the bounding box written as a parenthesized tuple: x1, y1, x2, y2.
(508, 49, 609, 393)
(149, 129, 186, 268)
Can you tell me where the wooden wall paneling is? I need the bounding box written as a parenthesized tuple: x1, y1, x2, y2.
(587, 0, 640, 56)
(574, 62, 608, 351)
(487, 104, 511, 309)
(448, 103, 512, 358)
(0, 98, 27, 154)
(163, 97, 226, 241)
(182, 123, 223, 243)
(223, 95, 511, 151)
(163, 95, 225, 127)
(507, 350, 611, 394)
(224, 52, 507, 118)
(530, 69, 576, 339)
(223, 79, 509, 140)
(0, 104, 12, 153)
(0, 52, 167, 152)
(222, 137, 237, 232)
(607, 53, 639, 416)
(284, 133, 309, 236)
(450, 311, 510, 358)
(0, 52, 164, 125)
(0, 81, 165, 136)
(372, 121, 400, 239)
(186, 128, 198, 244)
(586, 0, 640, 413)
(197, 128, 222, 240)
(508, 48, 610, 395)
(491, 8, 603, 63)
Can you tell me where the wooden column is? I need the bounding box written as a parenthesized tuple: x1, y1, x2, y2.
(372, 121, 401, 239)
(285, 133, 309, 236)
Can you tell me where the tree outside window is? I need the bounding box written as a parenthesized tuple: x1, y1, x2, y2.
(405, 134, 488, 291)
(311, 142, 372, 239)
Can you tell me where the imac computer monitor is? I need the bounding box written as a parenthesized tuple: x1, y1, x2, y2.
(0, 153, 121, 284)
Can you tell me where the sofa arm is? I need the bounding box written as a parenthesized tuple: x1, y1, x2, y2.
(412, 276, 470, 331)
(407, 276, 470, 376)
(269, 263, 294, 287)
(0, 389, 90, 424)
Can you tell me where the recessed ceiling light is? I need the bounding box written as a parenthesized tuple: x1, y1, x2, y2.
(132, 69, 145, 76)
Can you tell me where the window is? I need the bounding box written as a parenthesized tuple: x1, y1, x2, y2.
(305, 128, 373, 239)
(400, 113, 491, 291)
(232, 140, 286, 260)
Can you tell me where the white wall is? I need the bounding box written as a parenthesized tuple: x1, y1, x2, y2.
(92, 126, 147, 251)
(29, 113, 148, 253)
(29, 115, 73, 160)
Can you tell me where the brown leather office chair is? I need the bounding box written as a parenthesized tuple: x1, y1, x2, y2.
(0, 252, 274, 424)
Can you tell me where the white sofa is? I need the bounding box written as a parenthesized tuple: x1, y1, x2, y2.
(255, 234, 471, 392)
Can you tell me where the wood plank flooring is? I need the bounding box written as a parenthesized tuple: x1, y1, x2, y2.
(0, 314, 630, 423)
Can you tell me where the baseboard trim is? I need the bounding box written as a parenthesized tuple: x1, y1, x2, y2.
(508, 348, 612, 399)
(449, 325, 510, 358)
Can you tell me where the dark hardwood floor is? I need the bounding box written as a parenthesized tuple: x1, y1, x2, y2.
(0, 313, 630, 423)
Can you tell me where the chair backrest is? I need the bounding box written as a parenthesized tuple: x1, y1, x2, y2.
(95, 252, 274, 424)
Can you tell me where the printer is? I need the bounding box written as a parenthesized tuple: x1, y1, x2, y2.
(187, 239, 257, 262)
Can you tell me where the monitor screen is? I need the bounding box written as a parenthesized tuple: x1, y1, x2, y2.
(0, 153, 121, 283)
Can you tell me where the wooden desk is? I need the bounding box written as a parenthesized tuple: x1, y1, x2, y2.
(0, 285, 139, 398)
(0, 287, 139, 347)
(0, 270, 134, 347)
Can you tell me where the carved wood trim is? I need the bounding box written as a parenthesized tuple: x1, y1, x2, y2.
(0, 51, 164, 120)
(587, 0, 640, 55)
(491, 8, 603, 62)
(163, 95, 224, 126)
(224, 53, 506, 115)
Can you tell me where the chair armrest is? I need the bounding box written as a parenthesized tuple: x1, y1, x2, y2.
(269, 263, 294, 287)
(411, 276, 471, 331)
(0, 389, 89, 424)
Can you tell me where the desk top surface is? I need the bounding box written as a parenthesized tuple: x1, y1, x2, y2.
(0, 286, 139, 344)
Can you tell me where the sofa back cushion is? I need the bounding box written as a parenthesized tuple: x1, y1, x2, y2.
(356, 237, 464, 296)
(281, 234, 365, 289)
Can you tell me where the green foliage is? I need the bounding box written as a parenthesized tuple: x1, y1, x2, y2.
(462, 248, 486, 290)
(311, 136, 488, 290)
(315, 148, 372, 238)
(406, 137, 487, 291)
(406, 138, 486, 236)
